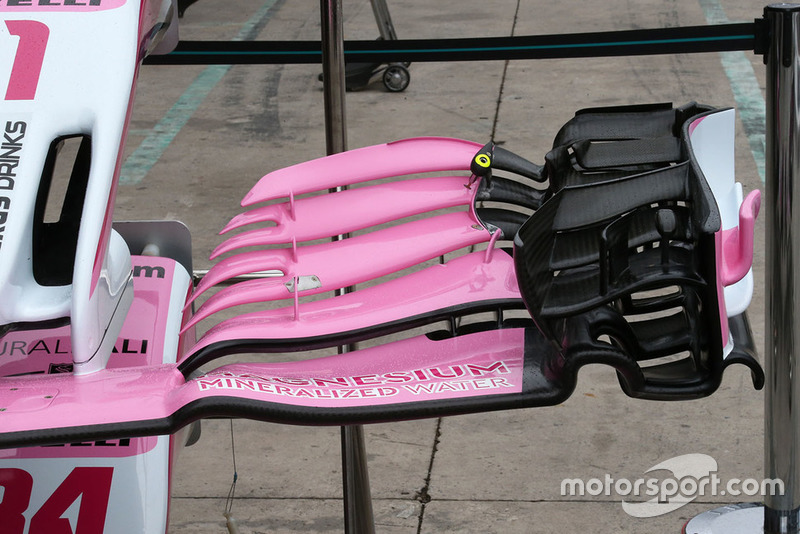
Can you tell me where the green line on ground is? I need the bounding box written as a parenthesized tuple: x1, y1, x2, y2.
(120, 0, 280, 185)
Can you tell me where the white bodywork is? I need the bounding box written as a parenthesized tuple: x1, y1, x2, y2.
(0, 0, 175, 374)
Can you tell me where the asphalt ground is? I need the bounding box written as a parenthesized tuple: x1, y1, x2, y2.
(119, 0, 770, 532)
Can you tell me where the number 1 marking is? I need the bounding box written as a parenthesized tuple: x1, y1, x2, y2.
(5, 20, 49, 101)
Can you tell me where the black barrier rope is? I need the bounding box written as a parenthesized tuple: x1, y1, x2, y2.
(145, 21, 764, 65)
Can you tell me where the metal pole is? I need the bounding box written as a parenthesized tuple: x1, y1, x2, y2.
(341, 424, 376, 534)
(319, 1, 375, 533)
(765, 4, 800, 533)
(684, 4, 800, 533)
(369, 0, 398, 41)
(320, 0, 347, 155)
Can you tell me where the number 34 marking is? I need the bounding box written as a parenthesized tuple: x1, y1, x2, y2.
(4, 20, 49, 100)
(0, 467, 114, 534)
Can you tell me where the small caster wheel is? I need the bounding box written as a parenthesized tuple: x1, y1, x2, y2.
(383, 65, 410, 92)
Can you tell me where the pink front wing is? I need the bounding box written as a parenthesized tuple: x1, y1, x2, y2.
(241, 137, 483, 206)
(183, 250, 521, 353)
(0, 328, 526, 446)
(216, 175, 475, 254)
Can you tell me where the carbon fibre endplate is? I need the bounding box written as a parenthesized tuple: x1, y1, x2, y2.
(513, 103, 763, 400)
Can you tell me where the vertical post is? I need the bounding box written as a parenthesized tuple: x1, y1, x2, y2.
(765, 4, 800, 533)
(341, 425, 376, 534)
(319, 1, 376, 533)
(684, 4, 800, 534)
(320, 0, 347, 155)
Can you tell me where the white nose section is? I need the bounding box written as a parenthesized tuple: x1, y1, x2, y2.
(0, 0, 177, 374)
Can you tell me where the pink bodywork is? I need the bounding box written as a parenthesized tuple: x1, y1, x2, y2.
(241, 137, 483, 205)
(0, 0, 128, 11)
(0, 328, 525, 437)
(184, 137, 500, 349)
(0, 256, 182, 455)
(185, 250, 520, 351)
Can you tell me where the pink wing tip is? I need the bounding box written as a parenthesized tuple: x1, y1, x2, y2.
(720, 189, 762, 287)
(208, 247, 225, 261)
(743, 188, 761, 219)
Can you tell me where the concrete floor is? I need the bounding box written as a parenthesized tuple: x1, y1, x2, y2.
(116, 0, 770, 532)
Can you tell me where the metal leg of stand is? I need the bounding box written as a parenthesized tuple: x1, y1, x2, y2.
(342, 425, 376, 534)
(764, 4, 800, 532)
(320, 0, 347, 155)
(320, 1, 376, 533)
(684, 4, 800, 533)
(369, 0, 398, 41)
